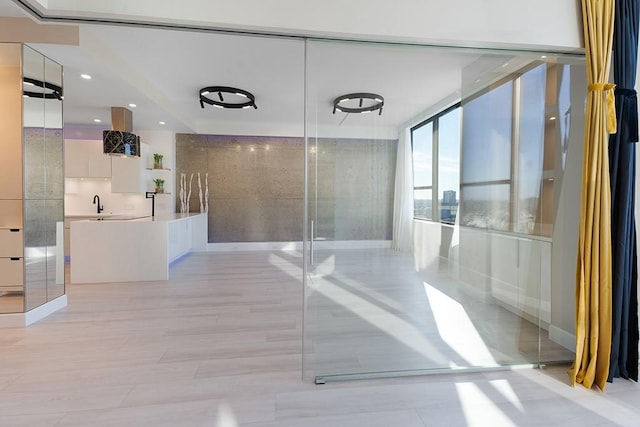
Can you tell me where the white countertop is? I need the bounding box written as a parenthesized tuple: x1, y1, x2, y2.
(69, 212, 205, 223)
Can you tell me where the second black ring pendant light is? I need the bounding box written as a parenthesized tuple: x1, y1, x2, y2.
(333, 93, 384, 115)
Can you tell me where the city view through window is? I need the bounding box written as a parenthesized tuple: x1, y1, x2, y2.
(412, 62, 570, 237)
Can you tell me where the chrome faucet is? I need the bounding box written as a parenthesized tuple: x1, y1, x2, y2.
(92, 194, 104, 214)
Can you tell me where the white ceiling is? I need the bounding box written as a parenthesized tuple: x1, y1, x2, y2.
(0, 0, 24, 16)
(1, 0, 539, 138)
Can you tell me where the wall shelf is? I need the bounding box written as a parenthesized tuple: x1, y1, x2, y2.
(146, 167, 171, 171)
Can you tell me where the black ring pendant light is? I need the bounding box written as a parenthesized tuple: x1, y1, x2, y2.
(199, 86, 257, 110)
(333, 93, 384, 115)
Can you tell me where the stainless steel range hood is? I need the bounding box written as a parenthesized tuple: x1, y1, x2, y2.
(103, 107, 140, 157)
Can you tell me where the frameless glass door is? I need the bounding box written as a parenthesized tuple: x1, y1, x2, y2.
(302, 39, 578, 382)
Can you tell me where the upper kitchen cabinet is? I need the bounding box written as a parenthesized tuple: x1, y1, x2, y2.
(64, 139, 112, 178)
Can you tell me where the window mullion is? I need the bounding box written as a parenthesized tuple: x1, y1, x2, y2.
(433, 117, 439, 222)
(511, 76, 521, 233)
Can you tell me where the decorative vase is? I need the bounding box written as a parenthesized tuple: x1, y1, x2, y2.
(153, 162, 163, 169)
(155, 186, 164, 194)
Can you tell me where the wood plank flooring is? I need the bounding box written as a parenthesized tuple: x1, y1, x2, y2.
(0, 250, 639, 426)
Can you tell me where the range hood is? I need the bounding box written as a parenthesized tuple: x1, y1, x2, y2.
(103, 107, 140, 157)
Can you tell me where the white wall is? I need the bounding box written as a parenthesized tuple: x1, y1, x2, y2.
(64, 178, 149, 216)
(42, 0, 582, 51)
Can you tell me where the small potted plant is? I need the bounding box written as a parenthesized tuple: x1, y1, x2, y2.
(153, 178, 165, 193)
(153, 153, 163, 169)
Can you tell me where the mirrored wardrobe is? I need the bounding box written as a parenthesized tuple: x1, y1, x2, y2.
(0, 43, 66, 324)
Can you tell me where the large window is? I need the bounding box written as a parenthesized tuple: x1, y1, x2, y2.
(412, 122, 433, 220)
(460, 80, 513, 231)
(412, 62, 570, 237)
(412, 106, 461, 223)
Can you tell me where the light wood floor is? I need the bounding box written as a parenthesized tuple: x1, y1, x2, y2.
(306, 249, 574, 379)
(0, 250, 639, 426)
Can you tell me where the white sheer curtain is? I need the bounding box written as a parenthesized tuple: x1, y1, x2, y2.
(392, 127, 414, 251)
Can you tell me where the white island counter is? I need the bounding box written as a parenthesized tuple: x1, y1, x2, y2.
(70, 213, 207, 284)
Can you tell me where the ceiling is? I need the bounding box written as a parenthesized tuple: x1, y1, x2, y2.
(0, 0, 543, 138)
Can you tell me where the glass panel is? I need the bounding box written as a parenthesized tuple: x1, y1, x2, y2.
(23, 45, 45, 201)
(460, 184, 511, 231)
(461, 80, 513, 184)
(44, 57, 64, 301)
(24, 199, 47, 310)
(515, 64, 546, 235)
(304, 42, 581, 383)
(23, 46, 48, 311)
(414, 188, 433, 220)
(46, 200, 65, 300)
(438, 108, 461, 224)
(412, 122, 432, 188)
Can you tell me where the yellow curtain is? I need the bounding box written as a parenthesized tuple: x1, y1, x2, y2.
(568, 0, 616, 391)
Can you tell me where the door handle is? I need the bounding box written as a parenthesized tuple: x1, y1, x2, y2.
(310, 220, 314, 266)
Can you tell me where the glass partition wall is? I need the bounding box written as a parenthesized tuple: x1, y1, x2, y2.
(302, 39, 581, 382)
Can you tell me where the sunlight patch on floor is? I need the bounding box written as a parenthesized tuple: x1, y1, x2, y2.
(216, 402, 239, 427)
(269, 253, 450, 365)
(455, 382, 518, 427)
(490, 379, 525, 412)
(424, 281, 499, 367)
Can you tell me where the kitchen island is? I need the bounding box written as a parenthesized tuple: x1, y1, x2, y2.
(70, 213, 207, 284)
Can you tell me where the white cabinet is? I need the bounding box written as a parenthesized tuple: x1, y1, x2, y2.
(0, 257, 24, 291)
(0, 228, 23, 257)
(65, 139, 111, 178)
(0, 200, 23, 228)
(0, 227, 24, 293)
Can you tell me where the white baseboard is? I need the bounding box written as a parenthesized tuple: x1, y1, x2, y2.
(315, 240, 392, 250)
(0, 295, 67, 328)
(549, 324, 576, 352)
(207, 240, 392, 252)
(208, 241, 303, 252)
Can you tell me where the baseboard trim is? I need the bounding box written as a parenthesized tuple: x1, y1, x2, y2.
(208, 241, 303, 252)
(207, 240, 392, 252)
(549, 324, 575, 352)
(0, 295, 67, 328)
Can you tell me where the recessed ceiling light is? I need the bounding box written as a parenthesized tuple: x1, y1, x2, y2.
(549, 116, 557, 121)
(81, 74, 92, 80)
(93, 119, 101, 123)
(159, 121, 165, 125)
(541, 55, 547, 59)
(128, 103, 137, 108)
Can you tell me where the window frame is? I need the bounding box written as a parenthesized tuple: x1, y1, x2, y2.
(411, 102, 461, 223)
(411, 61, 561, 238)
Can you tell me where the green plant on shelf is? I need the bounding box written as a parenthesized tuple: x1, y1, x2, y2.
(153, 153, 164, 169)
(153, 178, 165, 193)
